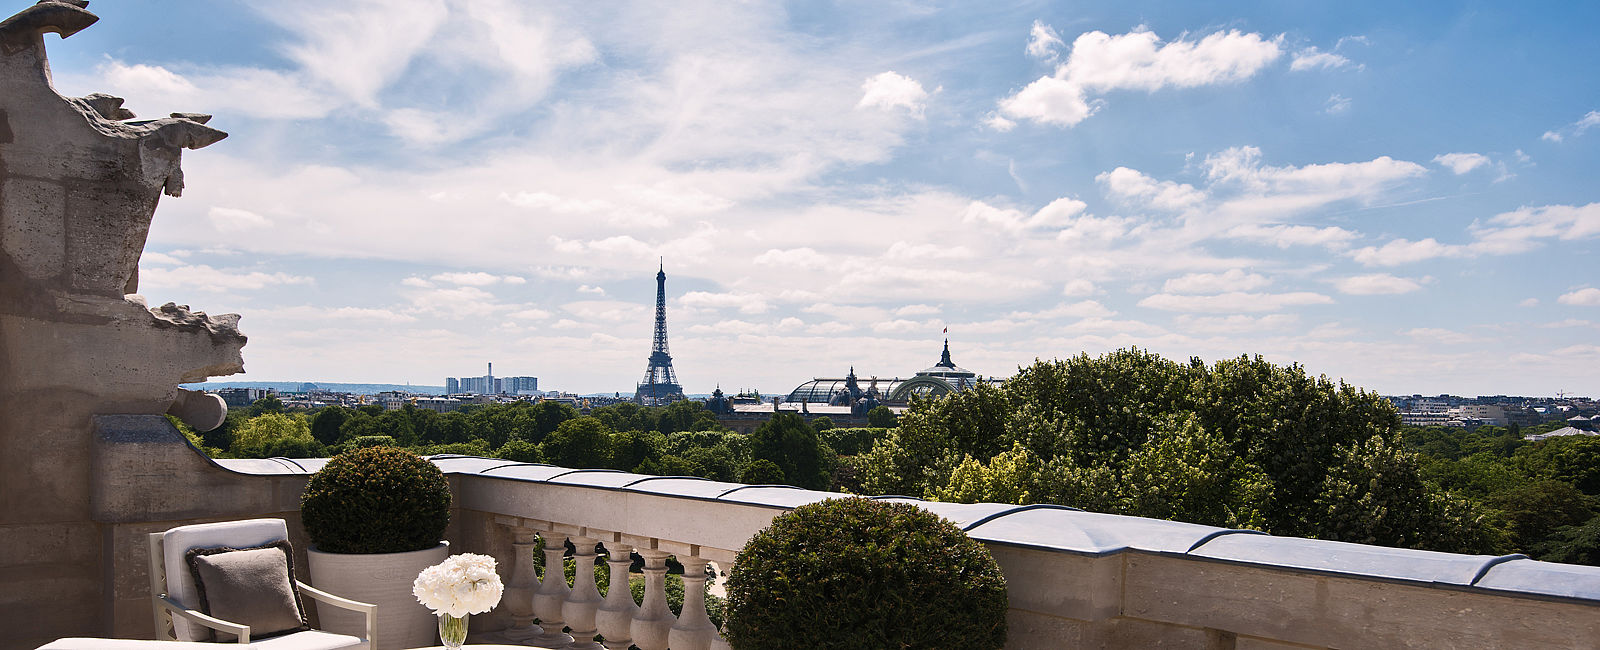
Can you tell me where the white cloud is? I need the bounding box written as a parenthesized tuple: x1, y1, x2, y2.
(1162, 269, 1271, 294)
(1559, 288, 1600, 306)
(266, 305, 418, 323)
(1175, 313, 1298, 334)
(407, 286, 503, 318)
(894, 304, 941, 317)
(1324, 93, 1351, 114)
(1349, 238, 1459, 266)
(1290, 46, 1351, 71)
(1350, 203, 1600, 266)
(1402, 327, 1474, 345)
(431, 272, 512, 286)
(140, 252, 184, 266)
(1063, 28, 1283, 92)
(1138, 291, 1333, 313)
(208, 207, 272, 232)
(1225, 224, 1359, 249)
(680, 291, 771, 314)
(401, 277, 435, 288)
(1060, 279, 1097, 297)
(139, 265, 313, 292)
(1432, 153, 1490, 175)
(1026, 20, 1065, 60)
(687, 319, 769, 336)
(997, 28, 1283, 128)
(754, 247, 830, 269)
(1204, 146, 1426, 219)
(1334, 273, 1423, 295)
(1520, 298, 1540, 307)
(577, 284, 605, 295)
(1008, 301, 1115, 320)
(501, 191, 613, 214)
(1097, 167, 1205, 211)
(996, 76, 1093, 127)
(507, 308, 552, 320)
(858, 71, 930, 117)
(885, 242, 976, 260)
(1542, 110, 1600, 143)
(961, 198, 1102, 233)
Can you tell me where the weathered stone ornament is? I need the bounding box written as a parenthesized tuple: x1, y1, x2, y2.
(0, 0, 243, 432)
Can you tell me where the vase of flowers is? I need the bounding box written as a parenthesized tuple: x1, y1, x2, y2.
(413, 553, 505, 649)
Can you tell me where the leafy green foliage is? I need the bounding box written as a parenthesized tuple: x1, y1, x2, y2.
(309, 405, 350, 446)
(230, 413, 321, 458)
(738, 459, 786, 485)
(248, 395, 284, 417)
(860, 349, 1509, 554)
(866, 405, 899, 428)
(748, 413, 833, 490)
(724, 498, 1006, 650)
(541, 416, 613, 468)
(817, 427, 889, 457)
(300, 446, 451, 554)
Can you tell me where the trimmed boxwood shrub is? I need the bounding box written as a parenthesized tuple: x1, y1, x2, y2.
(300, 446, 451, 554)
(724, 497, 1007, 649)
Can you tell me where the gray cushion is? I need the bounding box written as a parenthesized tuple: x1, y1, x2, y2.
(186, 541, 310, 642)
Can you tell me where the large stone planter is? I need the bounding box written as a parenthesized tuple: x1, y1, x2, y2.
(307, 542, 449, 650)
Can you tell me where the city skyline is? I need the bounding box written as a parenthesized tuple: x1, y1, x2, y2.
(55, 1, 1600, 396)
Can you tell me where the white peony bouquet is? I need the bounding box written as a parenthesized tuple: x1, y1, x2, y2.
(413, 553, 505, 618)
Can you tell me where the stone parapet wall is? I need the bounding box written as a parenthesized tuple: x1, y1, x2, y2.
(21, 423, 1596, 649)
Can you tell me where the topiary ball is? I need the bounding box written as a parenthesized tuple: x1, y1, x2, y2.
(300, 446, 451, 554)
(724, 497, 1007, 649)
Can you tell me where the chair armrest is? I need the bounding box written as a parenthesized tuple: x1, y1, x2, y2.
(297, 581, 377, 647)
(296, 581, 375, 613)
(154, 595, 251, 644)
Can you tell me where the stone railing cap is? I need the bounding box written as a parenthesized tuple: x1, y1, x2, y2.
(1474, 557, 1600, 600)
(714, 485, 836, 509)
(966, 507, 1225, 555)
(1189, 533, 1495, 585)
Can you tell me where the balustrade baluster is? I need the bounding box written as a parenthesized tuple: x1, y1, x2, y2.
(630, 548, 676, 650)
(595, 542, 639, 650)
(666, 553, 719, 650)
(500, 526, 541, 642)
(528, 532, 575, 647)
(708, 559, 732, 650)
(562, 536, 605, 650)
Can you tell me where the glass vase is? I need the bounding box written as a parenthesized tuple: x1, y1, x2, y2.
(438, 613, 469, 649)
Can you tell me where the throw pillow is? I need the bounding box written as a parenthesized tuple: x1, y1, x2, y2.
(185, 540, 310, 642)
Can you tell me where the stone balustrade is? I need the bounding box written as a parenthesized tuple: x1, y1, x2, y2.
(64, 422, 1600, 649)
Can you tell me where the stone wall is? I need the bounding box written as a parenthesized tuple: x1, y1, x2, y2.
(0, 3, 240, 646)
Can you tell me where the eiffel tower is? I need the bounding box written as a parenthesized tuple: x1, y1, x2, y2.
(635, 260, 684, 405)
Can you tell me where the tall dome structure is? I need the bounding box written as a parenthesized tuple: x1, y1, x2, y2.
(784, 338, 995, 404)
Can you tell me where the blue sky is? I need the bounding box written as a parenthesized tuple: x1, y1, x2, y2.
(44, 0, 1600, 396)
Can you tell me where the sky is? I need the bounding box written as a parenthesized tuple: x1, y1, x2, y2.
(40, 0, 1600, 397)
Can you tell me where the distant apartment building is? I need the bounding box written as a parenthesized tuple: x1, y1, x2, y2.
(414, 396, 466, 413)
(213, 387, 272, 408)
(1459, 404, 1508, 426)
(1400, 411, 1451, 427)
(446, 362, 537, 395)
(503, 376, 539, 395)
(376, 391, 413, 411)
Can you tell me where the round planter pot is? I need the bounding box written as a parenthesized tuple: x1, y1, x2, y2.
(307, 541, 449, 650)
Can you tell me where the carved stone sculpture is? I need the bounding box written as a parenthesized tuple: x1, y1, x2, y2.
(0, 4, 253, 645)
(0, 0, 243, 431)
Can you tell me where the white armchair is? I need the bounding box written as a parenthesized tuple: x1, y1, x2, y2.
(146, 518, 375, 649)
